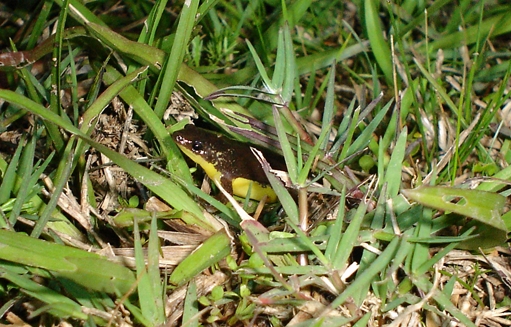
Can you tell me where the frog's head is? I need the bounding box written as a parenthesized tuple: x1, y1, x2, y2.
(173, 125, 233, 178)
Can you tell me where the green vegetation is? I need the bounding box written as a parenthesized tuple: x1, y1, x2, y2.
(0, 0, 510, 326)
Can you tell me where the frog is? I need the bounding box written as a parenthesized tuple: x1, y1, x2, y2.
(172, 125, 286, 203)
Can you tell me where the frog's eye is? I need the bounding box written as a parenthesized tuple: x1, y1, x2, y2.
(191, 140, 204, 153)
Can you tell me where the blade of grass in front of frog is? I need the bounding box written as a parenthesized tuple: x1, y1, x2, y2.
(215, 176, 264, 224)
(168, 230, 231, 287)
(223, 110, 357, 190)
(206, 85, 278, 101)
(251, 148, 299, 225)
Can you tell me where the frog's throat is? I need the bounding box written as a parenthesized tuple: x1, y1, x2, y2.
(177, 145, 221, 180)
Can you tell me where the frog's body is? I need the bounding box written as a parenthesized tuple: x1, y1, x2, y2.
(173, 125, 285, 202)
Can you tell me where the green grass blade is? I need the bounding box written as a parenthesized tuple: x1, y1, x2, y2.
(133, 216, 165, 325)
(383, 127, 407, 198)
(346, 99, 391, 158)
(273, 107, 297, 183)
(154, 0, 200, 118)
(31, 138, 75, 238)
(324, 189, 346, 261)
(330, 201, 368, 270)
(0, 135, 24, 206)
(183, 281, 199, 327)
(246, 40, 275, 92)
(364, 0, 392, 83)
(7, 132, 36, 226)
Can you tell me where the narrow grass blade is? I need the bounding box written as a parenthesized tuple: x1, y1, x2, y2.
(364, 0, 392, 83)
(31, 138, 75, 238)
(324, 189, 346, 262)
(330, 201, 368, 270)
(0, 135, 24, 205)
(273, 107, 297, 183)
(7, 131, 37, 226)
(183, 281, 199, 327)
(383, 127, 407, 198)
(154, 0, 200, 118)
(134, 216, 165, 325)
(330, 236, 400, 307)
(246, 40, 275, 92)
(346, 99, 392, 158)
(281, 24, 295, 103)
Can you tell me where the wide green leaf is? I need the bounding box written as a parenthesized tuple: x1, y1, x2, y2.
(402, 186, 507, 231)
